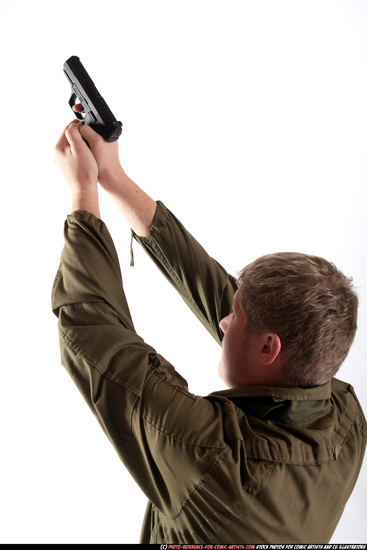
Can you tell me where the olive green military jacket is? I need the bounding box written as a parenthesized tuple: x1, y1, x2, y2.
(52, 202, 366, 544)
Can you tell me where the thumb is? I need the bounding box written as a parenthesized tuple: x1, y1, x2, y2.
(79, 123, 103, 147)
(65, 122, 85, 152)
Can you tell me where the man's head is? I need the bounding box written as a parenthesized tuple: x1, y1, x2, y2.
(219, 252, 358, 388)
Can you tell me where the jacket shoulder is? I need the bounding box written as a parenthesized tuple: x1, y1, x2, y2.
(331, 377, 367, 436)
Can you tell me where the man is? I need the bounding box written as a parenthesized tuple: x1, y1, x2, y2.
(52, 119, 366, 543)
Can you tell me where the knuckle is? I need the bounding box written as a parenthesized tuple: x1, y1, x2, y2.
(93, 132, 104, 147)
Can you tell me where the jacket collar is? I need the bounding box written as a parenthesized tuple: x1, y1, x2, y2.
(210, 381, 332, 426)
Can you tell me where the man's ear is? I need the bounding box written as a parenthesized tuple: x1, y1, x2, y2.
(259, 333, 282, 365)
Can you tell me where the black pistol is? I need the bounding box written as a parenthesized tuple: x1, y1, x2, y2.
(63, 55, 122, 142)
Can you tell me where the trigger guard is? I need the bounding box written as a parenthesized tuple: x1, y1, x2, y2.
(68, 92, 84, 120)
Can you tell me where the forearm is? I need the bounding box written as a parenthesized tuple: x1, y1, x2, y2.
(77, 124, 157, 237)
(101, 166, 157, 237)
(70, 184, 101, 218)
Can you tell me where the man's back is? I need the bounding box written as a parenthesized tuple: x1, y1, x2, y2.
(52, 204, 366, 543)
(141, 378, 364, 543)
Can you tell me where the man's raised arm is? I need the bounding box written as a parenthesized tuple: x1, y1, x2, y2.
(79, 123, 236, 344)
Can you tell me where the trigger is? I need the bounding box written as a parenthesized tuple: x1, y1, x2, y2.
(68, 92, 84, 120)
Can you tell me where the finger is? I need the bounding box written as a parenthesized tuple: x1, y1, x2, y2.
(66, 118, 80, 128)
(79, 123, 103, 146)
(55, 131, 69, 152)
(73, 103, 84, 113)
(65, 122, 85, 152)
(55, 119, 81, 151)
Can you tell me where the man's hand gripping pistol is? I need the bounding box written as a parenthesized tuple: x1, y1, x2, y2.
(64, 55, 122, 142)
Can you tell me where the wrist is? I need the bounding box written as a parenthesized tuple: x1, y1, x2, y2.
(71, 184, 100, 218)
(98, 164, 125, 191)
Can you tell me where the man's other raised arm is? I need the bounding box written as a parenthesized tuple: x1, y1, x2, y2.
(79, 123, 157, 237)
(81, 124, 236, 344)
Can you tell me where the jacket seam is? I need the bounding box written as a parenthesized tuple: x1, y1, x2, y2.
(153, 446, 229, 520)
(142, 414, 226, 450)
(60, 328, 143, 396)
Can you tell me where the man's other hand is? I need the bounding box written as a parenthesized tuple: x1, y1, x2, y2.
(55, 121, 100, 217)
(72, 103, 124, 191)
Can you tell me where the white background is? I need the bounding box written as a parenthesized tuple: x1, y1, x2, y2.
(0, 0, 366, 544)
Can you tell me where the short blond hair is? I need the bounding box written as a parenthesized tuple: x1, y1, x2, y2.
(237, 252, 358, 387)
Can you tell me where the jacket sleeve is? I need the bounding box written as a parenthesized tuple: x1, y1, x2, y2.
(51, 210, 227, 515)
(133, 202, 238, 345)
